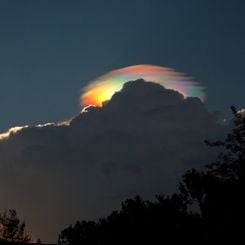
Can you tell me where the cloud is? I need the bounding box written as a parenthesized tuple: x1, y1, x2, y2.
(0, 125, 29, 140)
(238, 108, 245, 118)
(0, 80, 225, 242)
(81, 64, 206, 107)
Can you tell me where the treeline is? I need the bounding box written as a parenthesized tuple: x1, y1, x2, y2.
(58, 107, 244, 244)
(0, 209, 33, 243)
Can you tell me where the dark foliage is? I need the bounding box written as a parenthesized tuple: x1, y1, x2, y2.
(180, 106, 243, 243)
(0, 209, 32, 243)
(58, 194, 202, 245)
(58, 106, 244, 244)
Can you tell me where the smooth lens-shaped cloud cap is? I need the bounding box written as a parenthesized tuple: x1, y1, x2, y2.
(81, 64, 205, 107)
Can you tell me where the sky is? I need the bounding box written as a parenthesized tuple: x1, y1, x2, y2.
(0, 0, 244, 131)
(0, 0, 244, 243)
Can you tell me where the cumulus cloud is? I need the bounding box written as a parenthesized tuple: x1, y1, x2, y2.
(238, 108, 245, 118)
(0, 125, 29, 140)
(0, 80, 225, 242)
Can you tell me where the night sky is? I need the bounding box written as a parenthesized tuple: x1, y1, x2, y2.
(0, 0, 244, 243)
(0, 0, 244, 131)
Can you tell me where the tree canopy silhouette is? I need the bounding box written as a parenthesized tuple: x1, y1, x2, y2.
(0, 209, 32, 243)
(58, 106, 244, 245)
(58, 194, 201, 245)
(179, 106, 243, 243)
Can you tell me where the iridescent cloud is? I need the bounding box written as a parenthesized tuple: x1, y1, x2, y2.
(81, 64, 205, 107)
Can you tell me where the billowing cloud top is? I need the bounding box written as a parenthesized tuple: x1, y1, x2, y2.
(238, 109, 245, 117)
(81, 65, 205, 107)
(0, 80, 223, 242)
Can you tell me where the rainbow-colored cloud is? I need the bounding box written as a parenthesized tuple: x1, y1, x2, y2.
(81, 65, 205, 107)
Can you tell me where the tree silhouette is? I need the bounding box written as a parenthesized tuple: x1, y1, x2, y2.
(58, 194, 203, 244)
(205, 106, 244, 182)
(0, 209, 32, 243)
(179, 106, 244, 242)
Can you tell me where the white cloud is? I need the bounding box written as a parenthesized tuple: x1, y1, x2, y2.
(238, 108, 245, 118)
(0, 125, 29, 140)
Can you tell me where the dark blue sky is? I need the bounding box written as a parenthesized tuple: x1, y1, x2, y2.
(0, 0, 244, 131)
